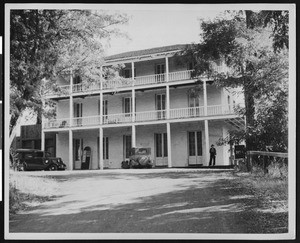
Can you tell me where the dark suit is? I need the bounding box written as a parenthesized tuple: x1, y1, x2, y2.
(209, 147, 216, 166)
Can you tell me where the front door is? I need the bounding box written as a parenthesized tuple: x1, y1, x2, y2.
(73, 138, 83, 169)
(188, 131, 203, 165)
(155, 133, 168, 166)
(156, 94, 166, 119)
(97, 136, 109, 168)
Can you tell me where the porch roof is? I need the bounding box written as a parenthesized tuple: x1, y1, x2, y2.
(104, 44, 189, 62)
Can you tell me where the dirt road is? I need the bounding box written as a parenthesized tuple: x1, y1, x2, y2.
(9, 169, 288, 234)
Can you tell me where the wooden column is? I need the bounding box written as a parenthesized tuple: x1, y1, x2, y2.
(69, 130, 73, 170)
(203, 80, 210, 164)
(99, 127, 104, 170)
(132, 125, 136, 148)
(167, 122, 172, 168)
(100, 92, 103, 125)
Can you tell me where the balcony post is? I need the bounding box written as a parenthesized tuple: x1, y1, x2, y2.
(165, 56, 169, 82)
(132, 89, 135, 122)
(69, 130, 73, 170)
(70, 95, 73, 127)
(99, 127, 104, 170)
(167, 122, 172, 168)
(204, 120, 210, 165)
(69, 70, 73, 127)
(70, 69, 73, 94)
(203, 80, 208, 116)
(166, 85, 170, 119)
(132, 125, 136, 148)
(131, 62, 135, 86)
(100, 66, 103, 90)
(100, 92, 103, 125)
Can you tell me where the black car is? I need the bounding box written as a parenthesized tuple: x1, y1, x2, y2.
(15, 149, 66, 171)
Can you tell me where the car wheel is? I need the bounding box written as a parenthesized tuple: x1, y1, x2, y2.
(49, 164, 58, 171)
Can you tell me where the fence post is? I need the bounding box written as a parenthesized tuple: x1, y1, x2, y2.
(263, 155, 268, 174)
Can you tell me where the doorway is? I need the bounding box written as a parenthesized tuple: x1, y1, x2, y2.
(73, 138, 83, 169)
(154, 133, 168, 166)
(188, 131, 203, 165)
(155, 94, 166, 119)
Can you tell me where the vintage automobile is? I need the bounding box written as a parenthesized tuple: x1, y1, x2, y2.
(15, 149, 66, 171)
(122, 147, 153, 169)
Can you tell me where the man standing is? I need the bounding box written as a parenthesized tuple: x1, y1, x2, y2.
(209, 144, 216, 166)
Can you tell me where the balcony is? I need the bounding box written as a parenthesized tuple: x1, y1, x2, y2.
(44, 70, 194, 97)
(43, 105, 236, 129)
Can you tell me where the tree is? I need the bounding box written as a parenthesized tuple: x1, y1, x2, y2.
(10, 9, 128, 133)
(179, 11, 288, 152)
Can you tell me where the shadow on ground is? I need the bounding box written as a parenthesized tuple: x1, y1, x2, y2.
(9, 171, 288, 234)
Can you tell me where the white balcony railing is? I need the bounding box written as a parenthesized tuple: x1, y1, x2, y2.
(169, 107, 205, 119)
(45, 70, 194, 97)
(43, 105, 235, 129)
(102, 113, 133, 124)
(44, 118, 70, 129)
(135, 110, 166, 122)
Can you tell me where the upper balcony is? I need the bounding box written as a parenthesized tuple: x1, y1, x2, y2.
(43, 104, 240, 130)
(44, 65, 230, 99)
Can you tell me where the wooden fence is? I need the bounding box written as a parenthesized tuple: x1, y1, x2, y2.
(246, 151, 288, 174)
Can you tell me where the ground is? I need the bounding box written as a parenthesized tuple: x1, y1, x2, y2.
(9, 169, 288, 236)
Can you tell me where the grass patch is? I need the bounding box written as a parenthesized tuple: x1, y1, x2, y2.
(234, 162, 288, 213)
(9, 172, 59, 215)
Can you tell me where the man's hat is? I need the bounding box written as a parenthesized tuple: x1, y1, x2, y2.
(211, 144, 214, 146)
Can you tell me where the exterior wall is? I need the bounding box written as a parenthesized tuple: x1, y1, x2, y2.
(56, 100, 70, 120)
(56, 132, 69, 169)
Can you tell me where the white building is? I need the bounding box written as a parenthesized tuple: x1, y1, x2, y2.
(42, 44, 244, 170)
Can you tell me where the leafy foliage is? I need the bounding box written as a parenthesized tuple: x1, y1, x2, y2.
(180, 11, 288, 152)
(10, 9, 128, 131)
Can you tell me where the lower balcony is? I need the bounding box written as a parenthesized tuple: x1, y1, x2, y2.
(43, 105, 236, 129)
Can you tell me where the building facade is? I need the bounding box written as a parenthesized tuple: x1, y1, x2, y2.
(42, 45, 244, 170)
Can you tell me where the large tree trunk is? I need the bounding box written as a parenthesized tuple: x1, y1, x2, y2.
(244, 78, 256, 151)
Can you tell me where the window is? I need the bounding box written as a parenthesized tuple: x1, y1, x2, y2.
(155, 94, 166, 119)
(74, 139, 82, 161)
(188, 62, 195, 70)
(35, 152, 44, 158)
(155, 133, 168, 157)
(103, 137, 109, 160)
(24, 153, 33, 159)
(122, 68, 136, 78)
(98, 100, 108, 115)
(123, 97, 132, 114)
(73, 75, 82, 84)
(155, 63, 165, 82)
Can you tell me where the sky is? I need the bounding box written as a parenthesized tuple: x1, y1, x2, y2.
(99, 5, 222, 56)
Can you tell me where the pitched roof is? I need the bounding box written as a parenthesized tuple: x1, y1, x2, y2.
(105, 44, 189, 61)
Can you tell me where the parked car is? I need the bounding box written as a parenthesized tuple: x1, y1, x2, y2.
(15, 149, 66, 171)
(122, 147, 153, 169)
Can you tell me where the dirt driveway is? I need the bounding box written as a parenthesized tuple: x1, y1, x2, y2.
(9, 169, 288, 235)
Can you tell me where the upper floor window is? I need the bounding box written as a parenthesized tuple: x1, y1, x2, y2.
(188, 62, 195, 71)
(73, 75, 82, 84)
(121, 68, 136, 79)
